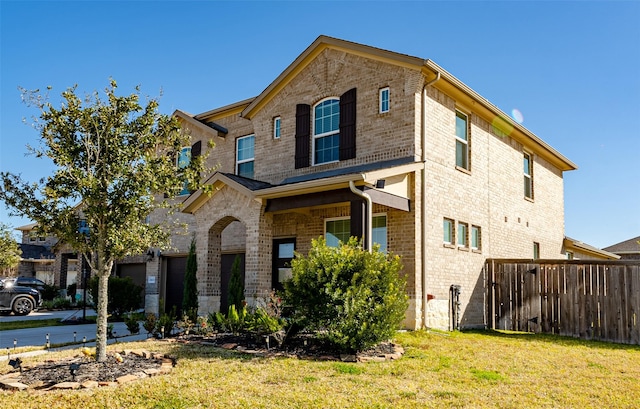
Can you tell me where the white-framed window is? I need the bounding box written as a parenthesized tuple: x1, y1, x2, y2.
(455, 110, 470, 170)
(273, 116, 281, 139)
(533, 242, 540, 259)
(566, 250, 574, 260)
(313, 98, 340, 165)
(236, 135, 255, 179)
(379, 87, 390, 113)
(524, 152, 533, 199)
(457, 221, 468, 248)
(471, 225, 481, 250)
(325, 214, 387, 252)
(177, 146, 191, 195)
(443, 218, 454, 245)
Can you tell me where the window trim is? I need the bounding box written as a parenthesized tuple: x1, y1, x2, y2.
(471, 225, 482, 252)
(524, 151, 534, 200)
(236, 134, 255, 178)
(273, 116, 281, 139)
(457, 221, 469, 249)
(313, 97, 340, 166)
(379, 87, 390, 113)
(455, 110, 470, 171)
(443, 218, 455, 247)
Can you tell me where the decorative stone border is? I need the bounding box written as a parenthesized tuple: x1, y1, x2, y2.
(0, 349, 173, 391)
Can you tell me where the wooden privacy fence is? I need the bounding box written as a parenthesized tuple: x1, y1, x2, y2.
(486, 259, 640, 344)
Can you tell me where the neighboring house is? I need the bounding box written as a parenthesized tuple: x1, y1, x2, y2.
(121, 35, 579, 331)
(562, 236, 620, 260)
(13, 224, 56, 284)
(603, 236, 640, 260)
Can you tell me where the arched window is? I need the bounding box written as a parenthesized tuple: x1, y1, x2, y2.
(313, 98, 340, 165)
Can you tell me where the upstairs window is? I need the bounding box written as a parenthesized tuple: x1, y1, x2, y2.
(236, 135, 255, 179)
(524, 152, 533, 199)
(177, 146, 191, 195)
(455, 110, 470, 170)
(379, 87, 390, 113)
(313, 98, 340, 165)
(273, 116, 281, 139)
(533, 242, 540, 259)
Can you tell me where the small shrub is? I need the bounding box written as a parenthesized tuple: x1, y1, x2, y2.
(88, 276, 143, 319)
(247, 307, 285, 335)
(284, 237, 408, 353)
(40, 283, 60, 301)
(228, 255, 244, 311)
(143, 313, 157, 335)
(177, 314, 194, 335)
(41, 296, 72, 310)
(156, 306, 177, 337)
(66, 283, 77, 300)
(214, 304, 247, 335)
(124, 312, 140, 335)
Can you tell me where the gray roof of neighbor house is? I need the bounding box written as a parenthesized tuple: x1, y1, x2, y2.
(603, 236, 640, 254)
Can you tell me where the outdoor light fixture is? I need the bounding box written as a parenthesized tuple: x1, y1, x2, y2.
(13, 339, 16, 350)
(160, 326, 165, 339)
(82, 336, 86, 346)
(8, 358, 22, 373)
(146, 249, 155, 261)
(46, 333, 50, 350)
(69, 363, 80, 381)
(73, 332, 77, 343)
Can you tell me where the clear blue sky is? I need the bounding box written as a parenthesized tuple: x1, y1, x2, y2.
(1, 1, 639, 248)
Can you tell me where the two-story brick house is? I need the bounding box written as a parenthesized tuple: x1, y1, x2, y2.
(136, 35, 578, 330)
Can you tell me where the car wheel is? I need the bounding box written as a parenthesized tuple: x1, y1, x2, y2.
(12, 296, 34, 316)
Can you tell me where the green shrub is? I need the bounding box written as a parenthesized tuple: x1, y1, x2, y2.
(40, 283, 60, 301)
(88, 275, 143, 319)
(213, 304, 247, 335)
(284, 237, 408, 353)
(66, 283, 77, 300)
(143, 313, 157, 335)
(228, 255, 244, 311)
(182, 237, 198, 322)
(124, 311, 140, 335)
(41, 296, 72, 310)
(156, 306, 177, 337)
(247, 307, 285, 335)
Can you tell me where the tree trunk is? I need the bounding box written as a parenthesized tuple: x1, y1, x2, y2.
(95, 271, 110, 362)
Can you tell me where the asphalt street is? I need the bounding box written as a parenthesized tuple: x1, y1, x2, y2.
(0, 309, 149, 357)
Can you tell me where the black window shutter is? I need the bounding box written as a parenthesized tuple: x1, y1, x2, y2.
(339, 88, 357, 160)
(191, 140, 202, 159)
(295, 104, 311, 168)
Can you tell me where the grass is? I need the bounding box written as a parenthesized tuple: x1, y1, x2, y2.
(0, 330, 639, 408)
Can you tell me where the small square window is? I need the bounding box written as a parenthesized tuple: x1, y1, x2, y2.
(443, 218, 454, 245)
(457, 222, 468, 248)
(273, 116, 281, 139)
(471, 225, 481, 250)
(379, 87, 389, 113)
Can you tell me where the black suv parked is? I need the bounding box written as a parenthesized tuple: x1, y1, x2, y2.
(0, 278, 42, 315)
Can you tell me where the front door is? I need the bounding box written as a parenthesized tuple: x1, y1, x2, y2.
(272, 238, 296, 291)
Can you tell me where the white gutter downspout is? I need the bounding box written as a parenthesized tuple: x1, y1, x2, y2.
(421, 71, 441, 329)
(349, 180, 372, 253)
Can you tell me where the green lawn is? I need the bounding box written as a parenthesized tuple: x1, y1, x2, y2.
(1, 330, 638, 408)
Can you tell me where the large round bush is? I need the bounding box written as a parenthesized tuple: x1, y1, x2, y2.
(284, 237, 408, 353)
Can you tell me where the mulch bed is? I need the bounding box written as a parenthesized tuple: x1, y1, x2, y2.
(1, 333, 403, 391)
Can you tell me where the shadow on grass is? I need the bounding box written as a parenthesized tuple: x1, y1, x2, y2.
(461, 329, 640, 351)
